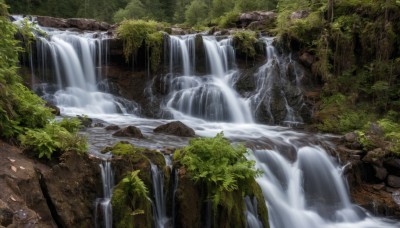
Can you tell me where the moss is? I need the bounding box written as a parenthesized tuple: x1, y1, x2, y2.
(116, 19, 159, 62)
(232, 30, 258, 59)
(145, 31, 164, 73)
(246, 179, 269, 228)
(217, 11, 239, 29)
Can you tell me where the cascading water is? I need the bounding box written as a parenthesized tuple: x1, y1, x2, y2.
(151, 163, 169, 228)
(245, 196, 263, 228)
(30, 26, 138, 117)
(249, 37, 306, 126)
(95, 155, 114, 228)
(165, 35, 252, 123)
(253, 146, 398, 228)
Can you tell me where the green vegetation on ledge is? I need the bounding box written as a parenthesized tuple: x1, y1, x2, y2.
(116, 20, 164, 73)
(174, 133, 267, 227)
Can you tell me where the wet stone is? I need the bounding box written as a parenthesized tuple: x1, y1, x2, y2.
(113, 126, 144, 138)
(387, 175, 400, 188)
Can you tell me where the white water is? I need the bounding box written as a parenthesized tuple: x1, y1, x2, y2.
(95, 154, 114, 228)
(165, 35, 252, 123)
(151, 163, 170, 228)
(250, 37, 305, 126)
(245, 196, 263, 228)
(252, 146, 398, 228)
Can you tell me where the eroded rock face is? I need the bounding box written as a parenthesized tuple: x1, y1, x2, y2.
(238, 11, 277, 28)
(336, 135, 400, 218)
(154, 121, 195, 137)
(113, 126, 144, 138)
(0, 140, 102, 227)
(36, 16, 110, 31)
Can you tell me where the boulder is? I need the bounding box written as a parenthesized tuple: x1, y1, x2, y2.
(373, 165, 388, 181)
(36, 16, 68, 28)
(77, 115, 93, 127)
(105, 125, 120, 131)
(362, 148, 387, 166)
(387, 175, 400, 188)
(299, 52, 316, 67)
(113, 126, 144, 138)
(153, 121, 195, 137)
(45, 102, 60, 115)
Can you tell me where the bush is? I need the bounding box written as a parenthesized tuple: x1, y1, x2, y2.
(19, 119, 87, 159)
(175, 133, 259, 216)
(217, 11, 239, 28)
(232, 30, 258, 58)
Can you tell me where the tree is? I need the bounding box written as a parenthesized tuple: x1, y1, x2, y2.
(185, 0, 208, 25)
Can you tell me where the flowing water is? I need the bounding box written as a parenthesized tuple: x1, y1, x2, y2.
(151, 163, 169, 228)
(95, 154, 114, 228)
(17, 17, 399, 227)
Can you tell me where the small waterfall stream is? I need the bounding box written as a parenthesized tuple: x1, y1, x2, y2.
(95, 155, 114, 228)
(151, 163, 169, 228)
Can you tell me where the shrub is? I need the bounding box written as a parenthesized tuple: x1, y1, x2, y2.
(218, 11, 239, 28)
(175, 132, 259, 220)
(232, 30, 258, 58)
(112, 170, 152, 228)
(19, 120, 87, 159)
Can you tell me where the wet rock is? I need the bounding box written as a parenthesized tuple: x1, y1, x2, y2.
(171, 27, 186, 35)
(0, 200, 13, 226)
(77, 115, 93, 127)
(105, 125, 120, 131)
(94, 123, 105, 127)
(45, 102, 60, 115)
(388, 175, 400, 188)
(153, 121, 195, 137)
(113, 126, 144, 138)
(36, 16, 110, 31)
(384, 159, 400, 176)
(343, 132, 358, 143)
(37, 16, 68, 28)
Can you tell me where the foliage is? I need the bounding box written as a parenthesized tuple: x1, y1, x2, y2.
(145, 31, 164, 73)
(175, 132, 259, 223)
(232, 30, 258, 58)
(184, 0, 209, 26)
(112, 170, 152, 228)
(217, 11, 239, 28)
(19, 119, 87, 159)
(116, 19, 159, 61)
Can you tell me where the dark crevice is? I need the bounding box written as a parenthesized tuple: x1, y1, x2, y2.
(36, 170, 66, 228)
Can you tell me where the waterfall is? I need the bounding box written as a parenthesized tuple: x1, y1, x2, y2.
(151, 163, 169, 228)
(31, 28, 139, 117)
(165, 35, 252, 123)
(253, 146, 397, 228)
(95, 157, 114, 228)
(250, 37, 305, 126)
(245, 196, 263, 228)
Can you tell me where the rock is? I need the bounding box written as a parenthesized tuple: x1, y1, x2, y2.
(290, 10, 310, 20)
(36, 16, 110, 31)
(171, 27, 186, 35)
(113, 126, 144, 138)
(387, 175, 400, 188)
(372, 183, 385, 191)
(299, 52, 315, 67)
(94, 123, 104, 127)
(36, 16, 68, 28)
(45, 102, 60, 115)
(77, 115, 93, 127)
(105, 125, 120, 131)
(373, 165, 388, 181)
(238, 11, 277, 28)
(362, 148, 387, 166)
(0, 200, 13, 227)
(343, 132, 358, 143)
(153, 121, 195, 137)
(384, 159, 400, 176)
(369, 123, 384, 136)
